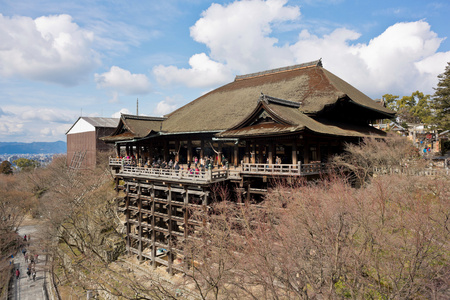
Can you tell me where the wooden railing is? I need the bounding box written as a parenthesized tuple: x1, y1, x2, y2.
(120, 165, 229, 183)
(241, 162, 328, 175)
(373, 167, 450, 176)
(109, 157, 132, 166)
(110, 158, 329, 182)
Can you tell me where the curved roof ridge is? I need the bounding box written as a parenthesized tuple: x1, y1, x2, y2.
(259, 93, 301, 108)
(121, 114, 166, 121)
(235, 59, 322, 81)
(320, 68, 395, 117)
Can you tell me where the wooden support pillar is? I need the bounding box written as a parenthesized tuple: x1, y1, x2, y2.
(183, 188, 188, 273)
(304, 138, 310, 164)
(115, 144, 120, 157)
(151, 186, 156, 268)
(217, 142, 223, 166)
(245, 141, 250, 163)
(167, 186, 173, 275)
(200, 140, 205, 159)
(129, 145, 134, 157)
(125, 184, 130, 254)
(251, 142, 256, 164)
(246, 182, 251, 204)
(202, 192, 208, 227)
(164, 140, 169, 162)
(292, 141, 298, 165)
(258, 143, 263, 164)
(149, 145, 154, 163)
(234, 144, 239, 167)
(175, 140, 180, 162)
(138, 185, 142, 261)
(187, 140, 192, 165)
(268, 143, 274, 164)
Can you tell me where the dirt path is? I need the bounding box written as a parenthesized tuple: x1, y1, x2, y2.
(8, 221, 49, 300)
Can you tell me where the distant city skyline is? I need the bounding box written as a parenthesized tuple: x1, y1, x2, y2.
(1, 0, 449, 143)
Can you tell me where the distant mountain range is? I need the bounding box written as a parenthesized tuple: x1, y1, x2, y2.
(0, 141, 66, 154)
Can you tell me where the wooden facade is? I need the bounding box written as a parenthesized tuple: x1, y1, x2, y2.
(66, 117, 119, 168)
(104, 60, 395, 273)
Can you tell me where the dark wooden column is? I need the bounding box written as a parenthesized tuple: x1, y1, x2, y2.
(164, 140, 169, 162)
(187, 140, 192, 165)
(217, 142, 223, 166)
(234, 144, 239, 167)
(200, 140, 205, 159)
(125, 184, 130, 254)
(167, 185, 173, 275)
(304, 137, 310, 164)
(183, 188, 189, 273)
(292, 140, 298, 165)
(151, 186, 156, 268)
(251, 142, 256, 164)
(149, 145, 154, 163)
(267, 143, 273, 164)
(175, 140, 180, 162)
(138, 184, 142, 261)
(245, 141, 250, 163)
(116, 144, 120, 157)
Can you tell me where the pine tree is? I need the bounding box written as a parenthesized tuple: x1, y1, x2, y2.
(0, 161, 13, 175)
(433, 62, 450, 130)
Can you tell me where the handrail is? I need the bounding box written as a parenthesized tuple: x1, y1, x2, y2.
(241, 162, 328, 175)
(373, 166, 450, 176)
(110, 158, 329, 181)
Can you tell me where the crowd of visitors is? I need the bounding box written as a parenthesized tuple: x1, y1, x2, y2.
(120, 155, 230, 174)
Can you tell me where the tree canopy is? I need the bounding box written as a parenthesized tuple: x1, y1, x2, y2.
(13, 158, 40, 171)
(0, 161, 13, 175)
(382, 91, 433, 127)
(432, 62, 450, 130)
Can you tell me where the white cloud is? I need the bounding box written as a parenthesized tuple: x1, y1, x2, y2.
(0, 14, 100, 86)
(0, 122, 24, 136)
(154, 0, 450, 97)
(153, 0, 299, 88)
(40, 124, 71, 137)
(0, 107, 12, 117)
(0, 105, 77, 142)
(153, 95, 183, 116)
(111, 108, 131, 118)
(153, 53, 233, 88)
(95, 66, 152, 95)
(190, 0, 299, 72)
(20, 108, 73, 123)
(290, 21, 450, 95)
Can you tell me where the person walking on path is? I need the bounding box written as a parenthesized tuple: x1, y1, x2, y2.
(15, 268, 20, 279)
(32, 270, 36, 281)
(27, 268, 31, 280)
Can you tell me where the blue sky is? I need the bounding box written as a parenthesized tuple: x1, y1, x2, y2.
(1, 0, 449, 143)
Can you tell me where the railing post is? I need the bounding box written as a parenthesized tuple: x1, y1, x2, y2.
(207, 169, 212, 182)
(298, 161, 301, 175)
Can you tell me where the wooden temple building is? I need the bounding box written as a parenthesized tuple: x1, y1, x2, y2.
(103, 60, 395, 273)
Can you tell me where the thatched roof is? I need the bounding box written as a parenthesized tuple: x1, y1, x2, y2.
(101, 114, 166, 142)
(161, 60, 394, 134)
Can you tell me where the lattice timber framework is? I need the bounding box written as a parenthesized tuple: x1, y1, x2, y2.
(118, 178, 211, 274)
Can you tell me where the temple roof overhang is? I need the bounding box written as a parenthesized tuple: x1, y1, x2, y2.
(216, 94, 386, 139)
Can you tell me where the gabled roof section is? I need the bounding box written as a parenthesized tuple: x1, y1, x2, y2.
(102, 114, 166, 142)
(161, 59, 395, 134)
(226, 94, 299, 131)
(217, 94, 386, 139)
(66, 117, 119, 135)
